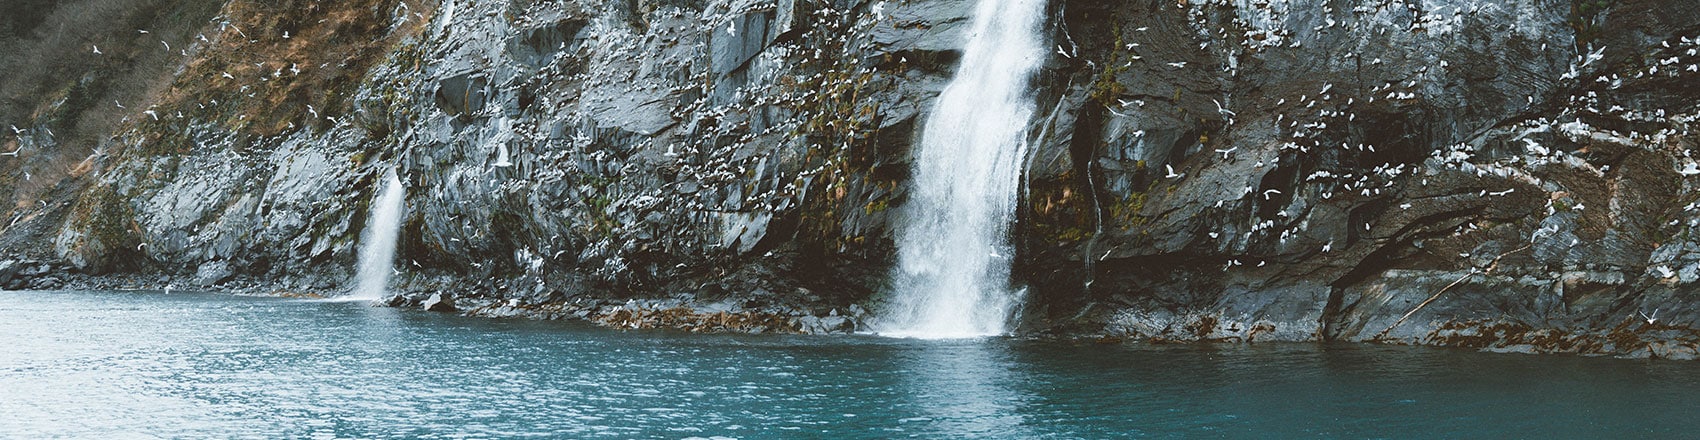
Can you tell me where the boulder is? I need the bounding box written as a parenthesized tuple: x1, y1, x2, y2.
(194, 260, 234, 287)
(422, 292, 458, 312)
(0, 260, 20, 289)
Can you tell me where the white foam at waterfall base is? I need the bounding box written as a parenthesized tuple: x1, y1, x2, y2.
(876, 0, 1049, 339)
(348, 170, 406, 302)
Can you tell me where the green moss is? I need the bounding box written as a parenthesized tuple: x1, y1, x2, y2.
(63, 183, 143, 271)
(1107, 191, 1149, 229)
(1088, 29, 1131, 107)
(863, 197, 890, 214)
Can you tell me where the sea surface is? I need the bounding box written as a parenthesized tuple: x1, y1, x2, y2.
(2, 290, 1697, 439)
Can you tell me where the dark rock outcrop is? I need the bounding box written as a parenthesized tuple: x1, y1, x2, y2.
(3, 0, 1700, 357)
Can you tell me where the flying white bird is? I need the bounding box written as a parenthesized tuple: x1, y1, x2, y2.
(1640, 308, 1660, 325)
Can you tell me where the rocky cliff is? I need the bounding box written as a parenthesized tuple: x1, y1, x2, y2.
(4, 0, 1700, 358)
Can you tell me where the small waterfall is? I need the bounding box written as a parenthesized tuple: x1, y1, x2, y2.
(877, 0, 1049, 338)
(350, 170, 406, 301)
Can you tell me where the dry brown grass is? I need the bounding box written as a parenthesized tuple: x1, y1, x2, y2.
(144, 0, 436, 145)
(0, 0, 221, 234)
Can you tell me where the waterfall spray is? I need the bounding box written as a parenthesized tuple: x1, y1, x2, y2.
(350, 169, 406, 301)
(877, 0, 1049, 338)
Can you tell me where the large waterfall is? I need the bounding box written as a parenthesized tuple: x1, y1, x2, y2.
(350, 170, 407, 301)
(877, 0, 1049, 338)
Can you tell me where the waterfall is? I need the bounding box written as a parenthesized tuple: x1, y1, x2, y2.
(350, 170, 407, 301)
(876, 0, 1049, 338)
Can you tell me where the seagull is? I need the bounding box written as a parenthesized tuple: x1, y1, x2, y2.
(1212, 98, 1236, 116)
(161, 40, 170, 51)
(1322, 241, 1333, 253)
(1654, 266, 1676, 279)
(1640, 308, 1660, 325)
(1164, 164, 1184, 179)
(92, 45, 101, 54)
(1215, 147, 1237, 159)
(7, 124, 19, 134)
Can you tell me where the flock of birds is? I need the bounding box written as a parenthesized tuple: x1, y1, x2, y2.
(6, 0, 1700, 312)
(1069, 0, 1700, 271)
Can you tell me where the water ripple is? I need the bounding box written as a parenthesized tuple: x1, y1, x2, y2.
(3, 291, 1700, 438)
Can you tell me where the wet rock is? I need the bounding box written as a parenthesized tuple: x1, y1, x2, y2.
(0, 260, 20, 289)
(28, 277, 62, 290)
(422, 292, 458, 313)
(799, 315, 852, 334)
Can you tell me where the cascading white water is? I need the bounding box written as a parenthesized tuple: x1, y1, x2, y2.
(350, 170, 407, 301)
(877, 0, 1049, 338)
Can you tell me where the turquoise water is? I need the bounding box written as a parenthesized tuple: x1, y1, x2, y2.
(2, 290, 1697, 439)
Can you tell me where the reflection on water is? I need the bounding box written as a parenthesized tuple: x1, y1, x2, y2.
(897, 339, 1033, 437)
(3, 290, 1700, 438)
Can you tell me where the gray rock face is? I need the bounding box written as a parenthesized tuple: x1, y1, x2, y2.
(3, 0, 1700, 355)
(194, 260, 233, 287)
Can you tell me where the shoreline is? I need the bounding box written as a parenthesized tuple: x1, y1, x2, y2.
(11, 258, 1696, 361)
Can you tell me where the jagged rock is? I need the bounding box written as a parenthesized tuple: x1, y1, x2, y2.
(799, 317, 846, 334)
(194, 261, 234, 287)
(422, 292, 458, 313)
(4, 0, 1700, 357)
(0, 260, 21, 289)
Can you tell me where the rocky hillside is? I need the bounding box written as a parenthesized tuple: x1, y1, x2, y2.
(4, 0, 1700, 358)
